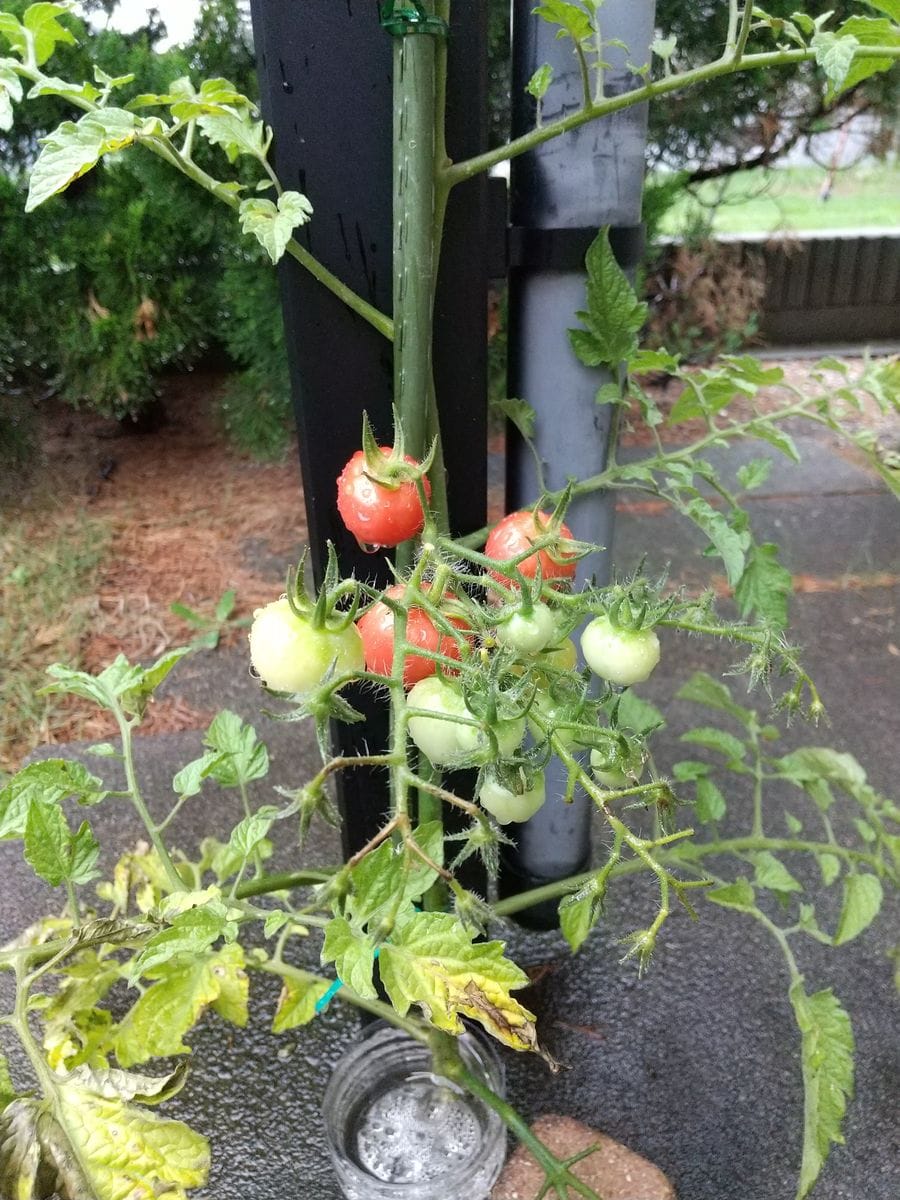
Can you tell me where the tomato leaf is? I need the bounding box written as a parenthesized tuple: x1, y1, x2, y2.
(749, 851, 803, 897)
(677, 671, 755, 727)
(695, 776, 726, 823)
(559, 872, 608, 953)
(321, 916, 378, 999)
(737, 457, 773, 492)
(239, 190, 313, 264)
(0, 760, 106, 840)
(26, 107, 137, 212)
(116, 945, 247, 1067)
(273, 975, 331, 1032)
(681, 496, 749, 586)
(735, 541, 793, 629)
(789, 982, 854, 1199)
(379, 910, 542, 1054)
(706, 878, 756, 911)
(345, 821, 443, 930)
(203, 710, 269, 787)
(833, 16, 900, 94)
(533, 0, 594, 44)
(833, 873, 883, 945)
(568, 228, 648, 370)
(197, 108, 269, 161)
(0, 1054, 15, 1113)
(681, 725, 747, 765)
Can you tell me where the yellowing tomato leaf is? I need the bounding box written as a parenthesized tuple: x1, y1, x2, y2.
(26, 108, 137, 212)
(272, 975, 332, 1033)
(321, 916, 378, 999)
(379, 910, 542, 1055)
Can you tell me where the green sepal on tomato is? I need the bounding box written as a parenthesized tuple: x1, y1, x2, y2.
(406, 676, 525, 768)
(337, 446, 431, 549)
(478, 769, 546, 825)
(357, 583, 468, 688)
(485, 509, 578, 586)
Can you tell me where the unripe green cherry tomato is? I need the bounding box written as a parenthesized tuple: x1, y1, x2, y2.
(479, 772, 546, 824)
(496, 602, 557, 655)
(337, 447, 431, 548)
(456, 710, 526, 762)
(590, 746, 644, 789)
(580, 616, 660, 686)
(249, 598, 364, 694)
(405, 676, 471, 766)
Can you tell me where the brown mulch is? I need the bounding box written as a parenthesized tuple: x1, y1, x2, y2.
(14, 371, 306, 752)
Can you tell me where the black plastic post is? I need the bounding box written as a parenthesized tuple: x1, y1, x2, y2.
(499, 0, 656, 925)
(249, 3, 489, 870)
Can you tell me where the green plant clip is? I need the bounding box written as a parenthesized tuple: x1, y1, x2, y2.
(379, 1, 448, 38)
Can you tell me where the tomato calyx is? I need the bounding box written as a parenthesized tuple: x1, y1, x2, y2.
(359, 408, 436, 490)
(285, 544, 361, 634)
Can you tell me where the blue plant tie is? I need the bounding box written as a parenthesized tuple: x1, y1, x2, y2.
(315, 947, 381, 1014)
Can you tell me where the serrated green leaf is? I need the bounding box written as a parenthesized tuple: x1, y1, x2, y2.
(695, 776, 726, 823)
(171, 751, 222, 800)
(811, 30, 860, 90)
(225, 805, 280, 865)
(630, 348, 681, 374)
(818, 853, 841, 887)
(197, 108, 268, 161)
(26, 108, 137, 212)
(735, 541, 793, 629)
(131, 904, 236, 978)
(749, 422, 801, 463)
(614, 690, 665, 734)
(682, 497, 748, 586)
(681, 725, 747, 763)
(346, 821, 443, 930)
(0, 15, 27, 58)
(0, 759, 106, 840)
(26, 75, 101, 103)
(203, 710, 269, 788)
(568, 228, 648, 370)
(69, 821, 100, 885)
(533, 0, 594, 43)
(651, 34, 677, 60)
(706, 878, 756, 910)
(23, 2, 76, 65)
(559, 873, 608, 952)
(790, 982, 854, 1199)
(775, 748, 868, 799)
(677, 671, 755, 727)
(272, 975, 331, 1032)
(321, 916, 377, 999)
(526, 62, 553, 99)
(833, 16, 899, 93)
(785, 811, 803, 835)
(116, 947, 240, 1067)
(492, 396, 536, 439)
(833, 873, 883, 945)
(24, 799, 71, 886)
(379, 909, 540, 1053)
(750, 851, 803, 896)
(239, 190, 313, 264)
(737, 458, 773, 491)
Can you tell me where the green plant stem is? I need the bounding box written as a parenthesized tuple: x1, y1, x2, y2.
(65, 879, 81, 926)
(433, 1033, 602, 1200)
(443, 45, 900, 187)
(234, 868, 336, 900)
(113, 706, 185, 893)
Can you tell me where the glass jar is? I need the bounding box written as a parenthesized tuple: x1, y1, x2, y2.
(322, 1023, 507, 1200)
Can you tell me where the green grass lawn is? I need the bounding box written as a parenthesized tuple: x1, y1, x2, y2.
(656, 161, 900, 236)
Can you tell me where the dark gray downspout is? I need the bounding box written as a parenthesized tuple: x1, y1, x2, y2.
(500, 0, 657, 923)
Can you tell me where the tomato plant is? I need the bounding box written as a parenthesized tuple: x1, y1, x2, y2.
(0, 6, 898, 1200)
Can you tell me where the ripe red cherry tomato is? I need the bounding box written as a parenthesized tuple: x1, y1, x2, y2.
(357, 584, 468, 688)
(485, 510, 577, 585)
(337, 447, 431, 548)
